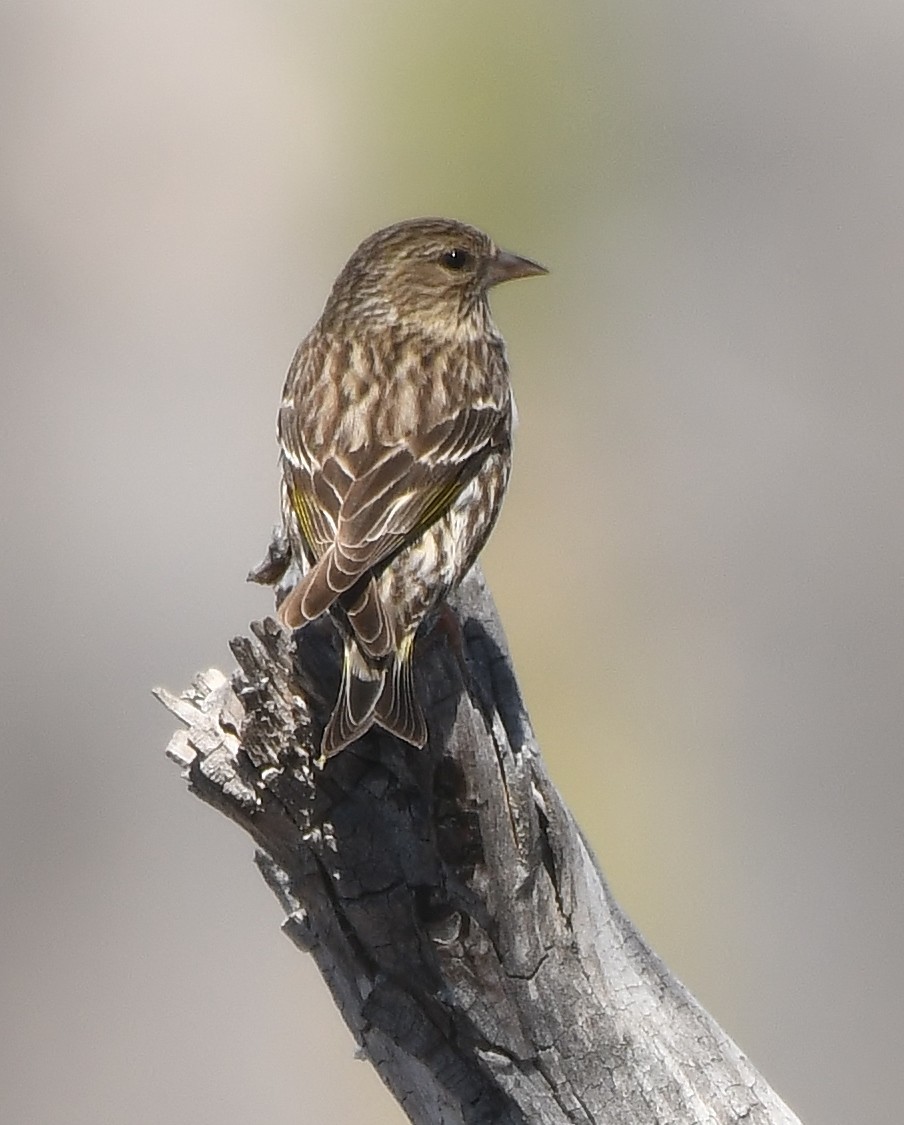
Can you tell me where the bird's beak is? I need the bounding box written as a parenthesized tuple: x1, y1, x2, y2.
(484, 249, 548, 287)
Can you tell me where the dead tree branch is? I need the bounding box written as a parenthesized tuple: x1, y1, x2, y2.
(157, 557, 802, 1125)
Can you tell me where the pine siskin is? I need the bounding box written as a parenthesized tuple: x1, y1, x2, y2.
(277, 217, 546, 758)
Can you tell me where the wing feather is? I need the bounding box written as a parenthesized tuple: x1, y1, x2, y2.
(278, 327, 511, 626)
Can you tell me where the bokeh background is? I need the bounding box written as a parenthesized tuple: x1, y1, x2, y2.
(3, 3, 903, 1122)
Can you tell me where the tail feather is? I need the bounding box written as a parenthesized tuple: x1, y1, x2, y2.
(374, 640, 428, 749)
(321, 642, 383, 759)
(319, 635, 429, 760)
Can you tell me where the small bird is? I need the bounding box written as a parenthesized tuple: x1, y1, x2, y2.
(277, 217, 546, 758)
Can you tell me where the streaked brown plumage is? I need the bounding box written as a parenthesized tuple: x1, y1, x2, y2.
(277, 217, 546, 758)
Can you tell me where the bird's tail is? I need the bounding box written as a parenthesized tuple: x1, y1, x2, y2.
(374, 635, 428, 750)
(321, 635, 428, 759)
(321, 641, 384, 759)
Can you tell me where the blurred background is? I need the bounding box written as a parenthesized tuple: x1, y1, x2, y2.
(2, 2, 902, 1121)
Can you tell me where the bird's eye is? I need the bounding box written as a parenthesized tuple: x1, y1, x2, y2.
(439, 248, 473, 271)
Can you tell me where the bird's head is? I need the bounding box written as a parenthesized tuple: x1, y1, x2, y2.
(321, 217, 547, 340)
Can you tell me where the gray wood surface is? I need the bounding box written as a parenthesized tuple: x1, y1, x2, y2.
(157, 562, 803, 1125)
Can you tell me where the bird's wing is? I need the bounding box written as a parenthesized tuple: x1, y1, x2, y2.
(342, 405, 504, 553)
(280, 404, 508, 626)
(281, 445, 347, 561)
(278, 334, 342, 563)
